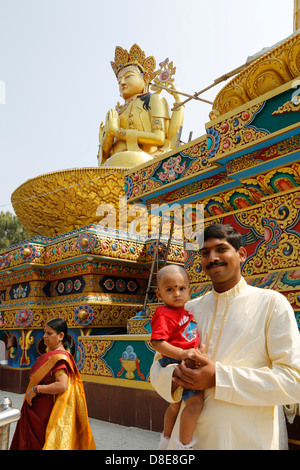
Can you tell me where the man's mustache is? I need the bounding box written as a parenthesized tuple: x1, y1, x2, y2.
(206, 261, 227, 270)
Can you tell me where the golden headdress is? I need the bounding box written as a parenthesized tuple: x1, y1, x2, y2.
(111, 44, 156, 82)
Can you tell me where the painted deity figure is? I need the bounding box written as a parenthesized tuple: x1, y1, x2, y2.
(98, 44, 184, 167)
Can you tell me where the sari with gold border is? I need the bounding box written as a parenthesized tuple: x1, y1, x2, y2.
(10, 349, 95, 450)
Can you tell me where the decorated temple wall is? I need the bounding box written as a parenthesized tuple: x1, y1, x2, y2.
(0, 220, 184, 396)
(185, 189, 300, 329)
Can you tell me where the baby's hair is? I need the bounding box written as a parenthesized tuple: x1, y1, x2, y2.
(156, 264, 190, 287)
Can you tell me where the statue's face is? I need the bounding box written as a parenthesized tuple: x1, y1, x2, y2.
(117, 65, 146, 100)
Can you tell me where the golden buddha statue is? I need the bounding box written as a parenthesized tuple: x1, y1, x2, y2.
(98, 44, 184, 168)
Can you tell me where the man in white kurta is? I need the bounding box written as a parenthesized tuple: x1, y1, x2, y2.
(150, 225, 300, 450)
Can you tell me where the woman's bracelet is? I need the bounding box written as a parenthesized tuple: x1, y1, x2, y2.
(33, 385, 40, 395)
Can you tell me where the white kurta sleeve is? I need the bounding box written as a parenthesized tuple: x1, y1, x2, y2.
(150, 354, 183, 403)
(215, 294, 300, 406)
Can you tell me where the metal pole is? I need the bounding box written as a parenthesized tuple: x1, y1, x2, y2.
(0, 397, 20, 450)
(150, 82, 213, 105)
(171, 56, 264, 111)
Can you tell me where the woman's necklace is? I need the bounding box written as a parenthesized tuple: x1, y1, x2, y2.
(51, 344, 65, 351)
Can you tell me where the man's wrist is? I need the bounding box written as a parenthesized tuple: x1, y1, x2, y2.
(179, 349, 185, 360)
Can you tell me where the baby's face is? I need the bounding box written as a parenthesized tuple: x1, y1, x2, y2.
(156, 270, 191, 308)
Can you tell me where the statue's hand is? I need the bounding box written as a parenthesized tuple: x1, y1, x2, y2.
(105, 109, 120, 137)
(164, 82, 182, 104)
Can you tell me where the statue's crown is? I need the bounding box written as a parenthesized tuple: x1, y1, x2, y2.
(111, 44, 156, 82)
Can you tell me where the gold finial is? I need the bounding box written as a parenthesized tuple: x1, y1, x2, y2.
(111, 43, 156, 82)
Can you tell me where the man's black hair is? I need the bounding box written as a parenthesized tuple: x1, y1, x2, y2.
(203, 223, 242, 251)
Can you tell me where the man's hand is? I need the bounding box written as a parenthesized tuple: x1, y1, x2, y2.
(180, 347, 203, 362)
(180, 344, 206, 367)
(172, 354, 216, 390)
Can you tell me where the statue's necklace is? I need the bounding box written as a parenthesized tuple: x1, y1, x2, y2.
(116, 96, 136, 115)
(116, 93, 147, 115)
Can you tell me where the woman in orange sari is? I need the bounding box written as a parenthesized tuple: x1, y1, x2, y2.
(10, 318, 95, 450)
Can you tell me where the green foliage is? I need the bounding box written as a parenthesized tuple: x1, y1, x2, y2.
(0, 211, 29, 252)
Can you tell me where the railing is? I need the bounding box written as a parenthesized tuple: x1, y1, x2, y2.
(0, 397, 20, 450)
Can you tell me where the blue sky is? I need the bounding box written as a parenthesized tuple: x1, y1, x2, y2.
(0, 0, 294, 214)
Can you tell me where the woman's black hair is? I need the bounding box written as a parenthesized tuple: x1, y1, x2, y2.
(46, 318, 69, 349)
